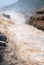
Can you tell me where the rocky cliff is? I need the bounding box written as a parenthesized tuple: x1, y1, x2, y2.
(29, 7, 44, 31)
(0, 14, 44, 65)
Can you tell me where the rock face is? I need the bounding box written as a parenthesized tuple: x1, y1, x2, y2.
(0, 14, 44, 65)
(29, 7, 44, 31)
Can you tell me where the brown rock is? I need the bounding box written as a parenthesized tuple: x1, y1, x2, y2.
(29, 7, 44, 31)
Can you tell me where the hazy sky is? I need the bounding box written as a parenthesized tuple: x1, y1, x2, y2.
(0, 0, 18, 8)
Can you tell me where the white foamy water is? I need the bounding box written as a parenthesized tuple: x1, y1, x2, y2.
(0, 11, 27, 25)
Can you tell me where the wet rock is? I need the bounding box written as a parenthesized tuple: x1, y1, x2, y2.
(36, 8, 44, 14)
(29, 7, 44, 31)
(0, 35, 7, 41)
(36, 11, 44, 14)
(0, 42, 7, 47)
(0, 33, 7, 64)
(2, 14, 10, 19)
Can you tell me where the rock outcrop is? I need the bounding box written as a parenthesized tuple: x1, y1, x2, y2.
(0, 14, 44, 65)
(29, 7, 44, 31)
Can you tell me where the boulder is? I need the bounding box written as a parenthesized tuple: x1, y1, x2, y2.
(29, 7, 44, 31)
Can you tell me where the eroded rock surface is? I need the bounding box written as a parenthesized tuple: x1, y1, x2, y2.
(29, 7, 44, 31)
(0, 14, 44, 65)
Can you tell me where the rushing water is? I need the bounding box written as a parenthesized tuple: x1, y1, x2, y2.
(1, 0, 44, 24)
